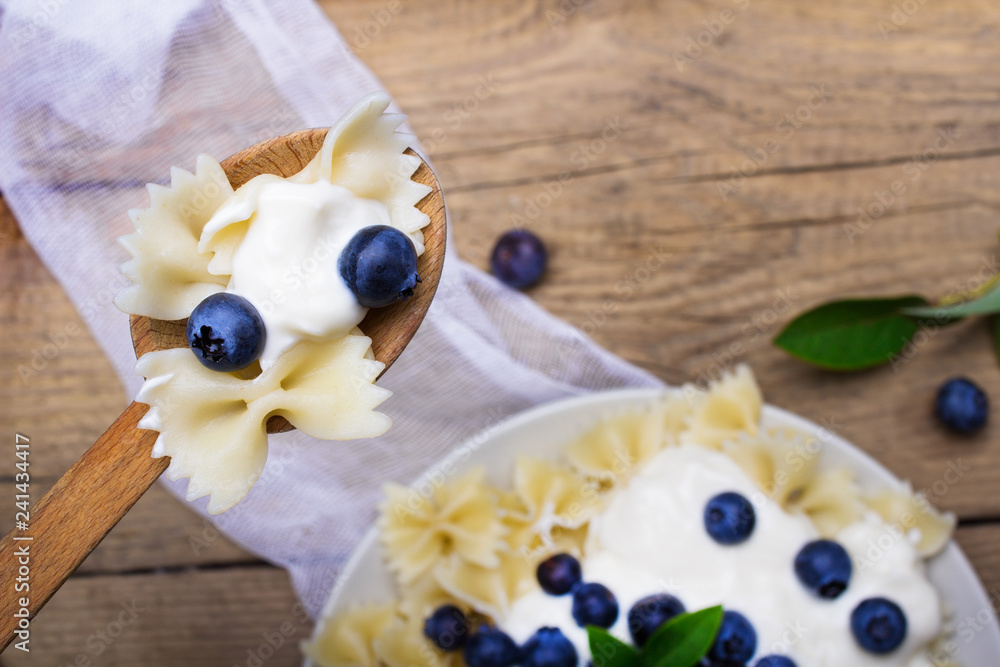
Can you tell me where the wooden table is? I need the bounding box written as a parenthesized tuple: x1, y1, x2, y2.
(1, 0, 998, 663)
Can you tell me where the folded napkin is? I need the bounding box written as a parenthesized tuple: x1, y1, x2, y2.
(0, 0, 661, 615)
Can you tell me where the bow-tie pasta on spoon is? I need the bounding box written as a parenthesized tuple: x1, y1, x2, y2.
(114, 93, 432, 514)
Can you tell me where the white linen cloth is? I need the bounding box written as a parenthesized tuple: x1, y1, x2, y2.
(0, 0, 662, 615)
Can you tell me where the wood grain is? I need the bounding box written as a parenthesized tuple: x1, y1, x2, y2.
(0, 567, 311, 667)
(2, 0, 1000, 662)
(0, 133, 444, 651)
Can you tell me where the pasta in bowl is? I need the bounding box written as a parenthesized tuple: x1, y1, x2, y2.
(303, 367, 1000, 667)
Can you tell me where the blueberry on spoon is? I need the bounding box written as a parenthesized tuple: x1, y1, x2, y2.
(339, 224, 420, 308)
(186, 293, 266, 372)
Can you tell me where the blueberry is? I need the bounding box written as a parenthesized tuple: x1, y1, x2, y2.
(464, 626, 521, 667)
(423, 604, 469, 651)
(185, 293, 266, 372)
(708, 610, 757, 664)
(794, 539, 852, 600)
(339, 225, 420, 308)
(703, 492, 756, 545)
(935, 377, 988, 434)
(571, 582, 619, 629)
(627, 593, 686, 647)
(851, 597, 907, 654)
(521, 627, 578, 667)
(755, 656, 797, 667)
(537, 554, 582, 596)
(490, 229, 547, 289)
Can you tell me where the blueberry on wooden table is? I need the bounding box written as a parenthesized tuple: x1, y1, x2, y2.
(935, 377, 988, 434)
(490, 229, 547, 289)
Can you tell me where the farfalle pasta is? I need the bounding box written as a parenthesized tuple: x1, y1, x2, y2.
(722, 428, 822, 507)
(302, 603, 395, 667)
(864, 482, 955, 557)
(378, 468, 507, 585)
(115, 93, 431, 512)
(137, 330, 390, 514)
(681, 364, 763, 449)
(564, 397, 686, 484)
(432, 552, 535, 622)
(311, 366, 959, 667)
(509, 457, 602, 537)
(115, 155, 234, 320)
(788, 467, 866, 537)
(373, 614, 459, 667)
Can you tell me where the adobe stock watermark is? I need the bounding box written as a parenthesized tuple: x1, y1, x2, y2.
(545, 0, 587, 28)
(48, 63, 162, 177)
(672, 0, 751, 72)
(16, 322, 83, 385)
(842, 126, 958, 243)
(890, 254, 998, 372)
(553, 243, 669, 362)
(423, 73, 499, 155)
(691, 287, 799, 390)
(349, 0, 403, 51)
(878, 0, 931, 39)
(509, 115, 627, 227)
(54, 599, 145, 667)
(717, 85, 831, 200)
(387, 405, 512, 521)
(856, 458, 971, 572)
(235, 602, 311, 667)
(6, 0, 69, 48)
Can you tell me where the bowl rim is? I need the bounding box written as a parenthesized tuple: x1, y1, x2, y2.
(306, 387, 1000, 665)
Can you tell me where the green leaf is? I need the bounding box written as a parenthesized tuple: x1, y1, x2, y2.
(641, 606, 723, 667)
(902, 280, 1000, 319)
(773, 296, 928, 370)
(588, 626, 641, 667)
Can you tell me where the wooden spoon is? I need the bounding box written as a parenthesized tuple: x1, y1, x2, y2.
(0, 130, 446, 650)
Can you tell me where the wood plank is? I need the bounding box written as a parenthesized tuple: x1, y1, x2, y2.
(319, 0, 1000, 190)
(0, 567, 312, 667)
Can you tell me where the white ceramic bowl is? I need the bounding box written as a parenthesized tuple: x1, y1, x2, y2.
(305, 389, 1000, 666)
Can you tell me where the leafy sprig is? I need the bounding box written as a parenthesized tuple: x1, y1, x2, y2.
(587, 605, 723, 667)
(773, 276, 1000, 371)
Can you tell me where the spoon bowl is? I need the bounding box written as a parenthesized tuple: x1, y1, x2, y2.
(0, 129, 446, 648)
(129, 129, 446, 433)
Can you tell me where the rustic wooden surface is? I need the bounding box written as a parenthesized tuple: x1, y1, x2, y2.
(1, 0, 999, 663)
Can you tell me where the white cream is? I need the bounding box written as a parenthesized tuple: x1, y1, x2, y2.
(500, 445, 943, 666)
(202, 179, 391, 370)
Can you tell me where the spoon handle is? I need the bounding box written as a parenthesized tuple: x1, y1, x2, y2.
(0, 402, 166, 650)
